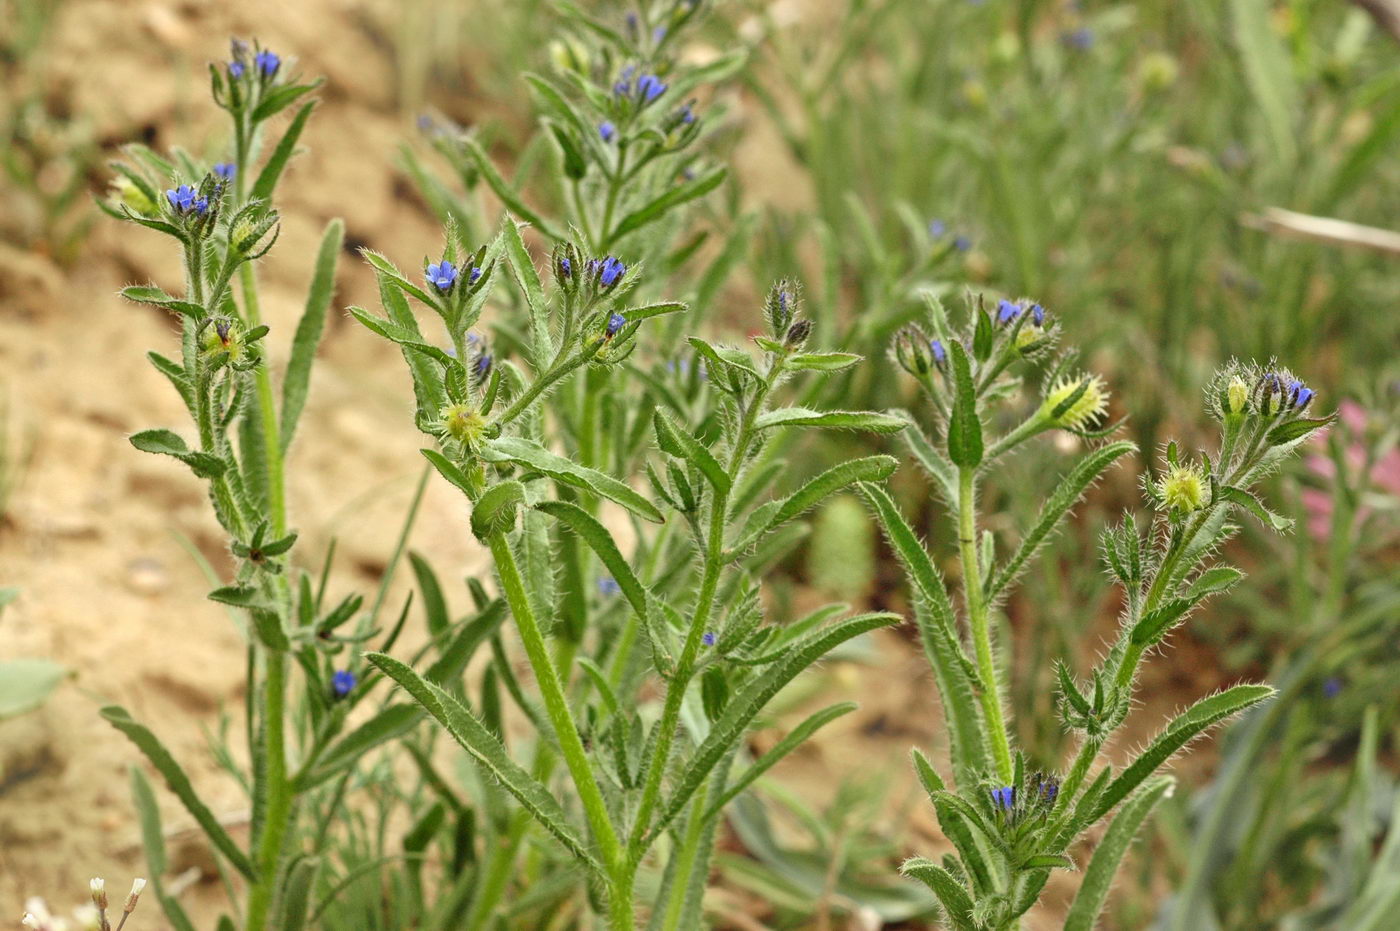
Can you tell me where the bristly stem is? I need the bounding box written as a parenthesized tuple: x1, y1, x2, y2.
(245, 648, 290, 931)
(958, 465, 1015, 783)
(238, 262, 287, 537)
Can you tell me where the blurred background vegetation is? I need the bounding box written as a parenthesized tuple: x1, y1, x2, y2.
(2, 0, 1397, 927)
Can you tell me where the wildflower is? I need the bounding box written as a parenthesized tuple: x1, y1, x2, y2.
(765, 279, 799, 336)
(426, 260, 458, 291)
(441, 402, 487, 446)
(472, 351, 493, 382)
(637, 74, 667, 102)
(679, 103, 695, 124)
(1323, 677, 1342, 699)
(596, 255, 626, 288)
(124, 879, 146, 914)
(467, 265, 483, 286)
(613, 65, 636, 96)
(1159, 463, 1207, 513)
(930, 339, 947, 366)
(598, 576, 621, 597)
(1288, 379, 1314, 410)
(1030, 303, 1045, 326)
(1256, 372, 1284, 416)
(990, 786, 1016, 813)
(893, 326, 936, 376)
(1224, 375, 1250, 416)
(702, 631, 717, 647)
(1036, 774, 1060, 806)
(332, 669, 356, 698)
(599, 121, 616, 143)
(558, 256, 572, 278)
(785, 318, 812, 347)
(89, 878, 106, 910)
(996, 299, 1021, 325)
(1042, 373, 1110, 430)
(606, 313, 627, 337)
(255, 48, 281, 78)
(929, 218, 947, 237)
(228, 59, 245, 79)
(165, 184, 208, 215)
(954, 235, 972, 252)
(212, 162, 236, 182)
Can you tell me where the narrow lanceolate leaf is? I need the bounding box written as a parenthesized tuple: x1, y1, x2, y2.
(296, 704, 423, 790)
(252, 100, 317, 201)
(280, 218, 344, 454)
(481, 436, 663, 522)
(609, 166, 727, 240)
(1064, 777, 1174, 931)
(130, 769, 198, 931)
(534, 500, 647, 614)
(702, 702, 858, 820)
(653, 410, 729, 495)
(101, 706, 256, 880)
(754, 407, 907, 433)
(783, 351, 861, 372)
(364, 652, 603, 875)
(911, 750, 994, 894)
(945, 340, 982, 468)
(462, 137, 565, 241)
(986, 441, 1136, 602)
(651, 613, 900, 841)
(1089, 685, 1274, 822)
(421, 449, 475, 498)
(130, 429, 226, 479)
(120, 285, 206, 319)
(765, 455, 897, 533)
(1218, 485, 1294, 532)
(903, 417, 960, 507)
(859, 482, 987, 788)
(901, 857, 976, 929)
(615, 300, 686, 323)
(501, 217, 553, 366)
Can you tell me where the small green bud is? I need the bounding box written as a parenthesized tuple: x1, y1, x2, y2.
(1225, 376, 1249, 416)
(1041, 374, 1109, 430)
(112, 177, 157, 216)
(1158, 463, 1207, 513)
(441, 403, 488, 448)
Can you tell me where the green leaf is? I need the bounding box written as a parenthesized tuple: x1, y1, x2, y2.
(901, 857, 975, 929)
(421, 449, 476, 498)
(296, 704, 423, 789)
(462, 137, 565, 241)
(766, 455, 898, 533)
(364, 652, 603, 874)
(130, 429, 226, 478)
(469, 480, 525, 540)
(501, 217, 553, 366)
(130, 768, 198, 931)
(1185, 566, 1244, 601)
(1090, 685, 1274, 822)
(653, 410, 730, 495)
(1230, 0, 1298, 166)
(121, 285, 206, 319)
(609, 166, 727, 241)
(702, 702, 858, 820)
(361, 249, 441, 310)
(102, 706, 256, 879)
(252, 100, 317, 201)
(615, 300, 686, 323)
(1219, 485, 1294, 531)
(1265, 414, 1335, 447)
(481, 436, 662, 522)
(652, 612, 900, 840)
(0, 659, 67, 718)
(275, 855, 319, 931)
(754, 407, 906, 433)
(251, 80, 322, 122)
(972, 306, 994, 362)
(945, 341, 982, 468)
(903, 417, 959, 506)
(784, 351, 861, 373)
(911, 750, 994, 894)
(408, 552, 450, 638)
(533, 500, 647, 614)
(1064, 777, 1174, 931)
(348, 306, 455, 366)
(280, 218, 344, 454)
(986, 441, 1136, 601)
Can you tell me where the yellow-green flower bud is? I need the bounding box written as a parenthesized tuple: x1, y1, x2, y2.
(441, 403, 488, 448)
(1226, 376, 1249, 416)
(113, 176, 157, 216)
(1041, 374, 1109, 430)
(1158, 464, 1207, 513)
(1138, 52, 1179, 93)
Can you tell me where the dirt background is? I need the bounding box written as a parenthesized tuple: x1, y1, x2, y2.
(0, 1, 1217, 927)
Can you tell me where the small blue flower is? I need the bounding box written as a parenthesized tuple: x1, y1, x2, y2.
(473, 352, 493, 381)
(598, 256, 626, 288)
(1037, 776, 1059, 805)
(598, 576, 621, 597)
(599, 121, 617, 143)
(930, 339, 947, 365)
(997, 299, 1022, 325)
(1030, 303, 1045, 326)
(165, 184, 208, 215)
(953, 235, 972, 252)
(212, 163, 236, 181)
(558, 256, 572, 278)
(606, 313, 627, 337)
(1323, 677, 1342, 699)
(702, 631, 717, 647)
(678, 103, 695, 125)
(228, 60, 245, 79)
(637, 74, 667, 102)
(928, 218, 948, 237)
(332, 669, 356, 698)
(613, 65, 636, 96)
(991, 786, 1016, 812)
(426, 260, 458, 291)
(1288, 380, 1314, 409)
(653, 25, 668, 42)
(468, 266, 483, 286)
(255, 49, 281, 78)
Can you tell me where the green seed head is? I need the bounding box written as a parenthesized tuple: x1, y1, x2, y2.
(1043, 374, 1109, 430)
(441, 403, 488, 448)
(1159, 464, 1207, 513)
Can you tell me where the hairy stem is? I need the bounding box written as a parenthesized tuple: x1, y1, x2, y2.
(245, 648, 290, 931)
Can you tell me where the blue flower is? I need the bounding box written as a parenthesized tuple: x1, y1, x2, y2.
(598, 576, 621, 597)
(228, 60, 245, 79)
(930, 339, 947, 365)
(599, 121, 616, 143)
(990, 786, 1016, 812)
(1030, 303, 1045, 326)
(1323, 677, 1342, 699)
(953, 235, 972, 252)
(597, 256, 626, 288)
(613, 65, 636, 96)
(473, 352, 493, 381)
(426, 260, 458, 291)
(212, 163, 236, 181)
(255, 49, 281, 78)
(1036, 776, 1059, 805)
(679, 103, 695, 125)
(637, 74, 667, 102)
(997, 299, 1022, 325)
(1288, 380, 1314, 410)
(165, 184, 208, 215)
(928, 218, 947, 237)
(468, 266, 483, 286)
(332, 669, 356, 698)
(606, 313, 627, 337)
(702, 631, 717, 647)
(653, 25, 668, 42)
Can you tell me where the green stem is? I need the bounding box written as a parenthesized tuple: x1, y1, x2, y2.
(239, 262, 286, 537)
(485, 531, 628, 914)
(659, 779, 712, 931)
(245, 648, 290, 931)
(958, 466, 1014, 783)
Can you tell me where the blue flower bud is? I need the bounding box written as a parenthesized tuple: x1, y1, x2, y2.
(426, 260, 458, 291)
(606, 313, 627, 337)
(1288, 379, 1314, 410)
(702, 631, 717, 647)
(954, 235, 972, 252)
(332, 669, 356, 698)
(996, 299, 1022, 325)
(1323, 677, 1342, 698)
(165, 184, 208, 215)
(930, 339, 947, 365)
(473, 352, 493, 382)
(1030, 303, 1045, 326)
(255, 49, 281, 78)
(468, 266, 482, 286)
(559, 256, 572, 278)
(213, 163, 236, 181)
(637, 74, 667, 102)
(228, 60, 245, 79)
(597, 256, 626, 288)
(991, 786, 1016, 812)
(928, 218, 947, 237)
(599, 121, 616, 143)
(598, 576, 621, 596)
